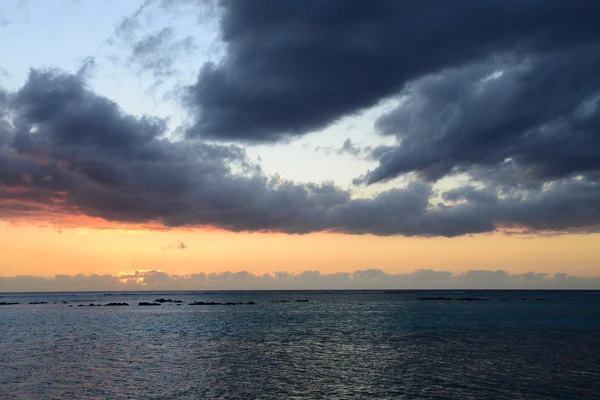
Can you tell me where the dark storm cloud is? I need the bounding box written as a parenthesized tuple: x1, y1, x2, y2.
(14, 70, 165, 151)
(445, 180, 600, 234)
(329, 183, 495, 237)
(1, 269, 599, 291)
(0, 69, 348, 233)
(179, 0, 600, 232)
(2, 69, 600, 236)
(365, 46, 600, 184)
(185, 0, 600, 142)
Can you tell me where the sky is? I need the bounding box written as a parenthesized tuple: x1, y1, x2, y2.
(1, 0, 599, 290)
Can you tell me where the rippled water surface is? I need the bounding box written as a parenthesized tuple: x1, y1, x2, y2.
(1, 290, 599, 399)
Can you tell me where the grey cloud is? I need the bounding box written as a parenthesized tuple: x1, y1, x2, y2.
(129, 27, 196, 78)
(162, 240, 187, 250)
(185, 0, 600, 142)
(0, 70, 353, 234)
(110, 0, 211, 81)
(337, 139, 362, 157)
(1, 269, 599, 291)
(466, 162, 544, 195)
(442, 186, 499, 206)
(329, 182, 494, 237)
(438, 163, 600, 234)
(2, 70, 600, 236)
(174, 0, 600, 234)
(0, 87, 7, 121)
(76, 57, 98, 80)
(14, 70, 165, 151)
(315, 139, 371, 158)
(113, 0, 153, 43)
(366, 47, 600, 184)
(113, 0, 216, 40)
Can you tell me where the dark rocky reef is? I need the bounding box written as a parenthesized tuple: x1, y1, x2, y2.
(28, 301, 48, 304)
(78, 303, 103, 307)
(139, 302, 161, 306)
(456, 297, 490, 301)
(154, 298, 183, 303)
(105, 302, 129, 306)
(0, 301, 20, 305)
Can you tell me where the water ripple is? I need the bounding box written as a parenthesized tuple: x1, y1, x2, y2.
(1, 291, 599, 399)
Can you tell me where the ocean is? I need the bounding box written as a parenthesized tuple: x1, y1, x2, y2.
(1, 290, 599, 399)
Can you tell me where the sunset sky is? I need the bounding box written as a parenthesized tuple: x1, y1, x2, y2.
(1, 0, 599, 290)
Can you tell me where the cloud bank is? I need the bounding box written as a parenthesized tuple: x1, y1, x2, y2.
(1, 1, 600, 238)
(1, 269, 599, 292)
(1, 67, 599, 236)
(186, 0, 600, 143)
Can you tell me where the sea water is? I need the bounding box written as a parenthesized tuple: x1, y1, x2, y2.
(1, 290, 599, 399)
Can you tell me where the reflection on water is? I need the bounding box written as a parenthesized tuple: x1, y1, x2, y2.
(1, 291, 599, 399)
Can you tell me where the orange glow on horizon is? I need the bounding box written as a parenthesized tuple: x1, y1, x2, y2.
(0, 221, 599, 279)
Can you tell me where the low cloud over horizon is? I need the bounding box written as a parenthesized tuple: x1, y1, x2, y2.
(1, 269, 599, 292)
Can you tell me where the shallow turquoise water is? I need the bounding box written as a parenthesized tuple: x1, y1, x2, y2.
(1, 290, 599, 399)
